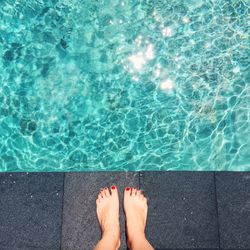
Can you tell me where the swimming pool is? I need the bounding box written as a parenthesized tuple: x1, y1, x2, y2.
(0, 0, 249, 171)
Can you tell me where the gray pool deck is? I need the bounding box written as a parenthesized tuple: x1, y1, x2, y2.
(0, 172, 249, 250)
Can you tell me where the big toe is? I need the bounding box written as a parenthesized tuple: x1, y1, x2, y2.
(110, 185, 119, 198)
(124, 187, 132, 198)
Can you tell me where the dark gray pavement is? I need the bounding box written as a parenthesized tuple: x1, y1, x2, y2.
(140, 172, 219, 249)
(216, 172, 250, 249)
(0, 173, 64, 250)
(0, 172, 249, 250)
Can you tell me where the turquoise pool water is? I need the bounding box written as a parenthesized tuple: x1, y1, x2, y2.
(0, 0, 249, 171)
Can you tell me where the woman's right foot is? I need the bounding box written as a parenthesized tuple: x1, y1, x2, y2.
(124, 187, 149, 247)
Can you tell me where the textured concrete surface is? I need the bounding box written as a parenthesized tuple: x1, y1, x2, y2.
(61, 172, 139, 250)
(140, 172, 219, 249)
(216, 172, 250, 249)
(1, 172, 250, 250)
(0, 173, 64, 250)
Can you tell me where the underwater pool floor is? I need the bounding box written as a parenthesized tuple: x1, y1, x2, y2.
(0, 0, 249, 171)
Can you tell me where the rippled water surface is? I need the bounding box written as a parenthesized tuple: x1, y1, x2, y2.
(0, 0, 249, 171)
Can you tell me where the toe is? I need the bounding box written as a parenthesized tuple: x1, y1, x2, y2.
(137, 189, 142, 195)
(100, 189, 106, 198)
(124, 187, 131, 197)
(137, 191, 143, 199)
(103, 187, 110, 197)
(138, 190, 144, 198)
(110, 185, 118, 196)
(132, 188, 137, 196)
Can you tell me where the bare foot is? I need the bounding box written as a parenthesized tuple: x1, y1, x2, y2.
(95, 186, 120, 250)
(124, 187, 154, 249)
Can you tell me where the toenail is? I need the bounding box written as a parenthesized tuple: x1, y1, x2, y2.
(125, 187, 130, 191)
(111, 185, 116, 190)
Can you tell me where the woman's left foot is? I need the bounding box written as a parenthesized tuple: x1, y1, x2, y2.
(96, 186, 120, 249)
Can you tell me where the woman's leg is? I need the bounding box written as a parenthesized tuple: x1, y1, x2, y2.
(93, 186, 120, 250)
(124, 187, 154, 250)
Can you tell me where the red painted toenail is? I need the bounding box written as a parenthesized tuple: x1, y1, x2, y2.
(111, 186, 116, 189)
(126, 187, 130, 191)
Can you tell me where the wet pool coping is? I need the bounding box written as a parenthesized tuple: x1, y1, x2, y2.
(0, 172, 249, 250)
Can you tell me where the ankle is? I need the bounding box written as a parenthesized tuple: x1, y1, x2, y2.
(102, 232, 120, 249)
(101, 222, 120, 238)
(127, 232, 146, 248)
